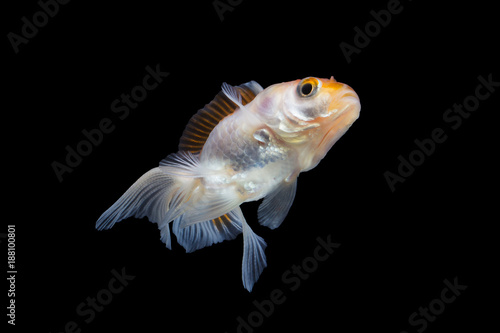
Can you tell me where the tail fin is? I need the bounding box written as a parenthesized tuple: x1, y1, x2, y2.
(96, 152, 207, 230)
(95, 152, 204, 247)
(96, 168, 186, 229)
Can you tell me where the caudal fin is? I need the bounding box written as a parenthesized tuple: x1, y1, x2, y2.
(95, 152, 205, 249)
(96, 168, 182, 230)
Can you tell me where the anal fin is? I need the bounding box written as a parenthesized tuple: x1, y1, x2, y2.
(172, 210, 243, 253)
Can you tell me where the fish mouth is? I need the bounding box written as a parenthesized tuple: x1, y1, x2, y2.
(326, 88, 359, 118)
(317, 89, 360, 152)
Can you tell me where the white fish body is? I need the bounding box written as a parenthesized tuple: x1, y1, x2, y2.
(96, 77, 360, 291)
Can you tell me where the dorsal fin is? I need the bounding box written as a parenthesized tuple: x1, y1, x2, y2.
(178, 81, 263, 153)
(221, 82, 244, 109)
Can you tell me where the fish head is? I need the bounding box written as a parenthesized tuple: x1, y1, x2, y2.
(259, 76, 361, 171)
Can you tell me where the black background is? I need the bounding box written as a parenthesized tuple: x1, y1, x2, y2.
(4, 0, 498, 332)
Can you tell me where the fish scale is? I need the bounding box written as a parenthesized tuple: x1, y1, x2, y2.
(202, 109, 290, 185)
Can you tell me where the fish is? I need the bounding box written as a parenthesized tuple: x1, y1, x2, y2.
(96, 76, 360, 291)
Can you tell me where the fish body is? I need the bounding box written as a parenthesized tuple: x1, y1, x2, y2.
(96, 76, 360, 291)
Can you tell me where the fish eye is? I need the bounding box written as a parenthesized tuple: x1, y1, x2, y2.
(301, 83, 313, 95)
(297, 77, 320, 98)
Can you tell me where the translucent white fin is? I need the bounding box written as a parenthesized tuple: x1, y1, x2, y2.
(178, 192, 244, 228)
(237, 209, 267, 292)
(159, 151, 212, 177)
(96, 152, 206, 249)
(172, 209, 243, 253)
(257, 179, 297, 230)
(95, 168, 177, 231)
(221, 82, 245, 109)
(159, 220, 172, 249)
(244, 81, 264, 95)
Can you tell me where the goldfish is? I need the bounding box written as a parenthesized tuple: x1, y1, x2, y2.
(96, 76, 360, 291)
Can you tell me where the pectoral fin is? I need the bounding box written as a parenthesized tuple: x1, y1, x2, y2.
(257, 179, 297, 230)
